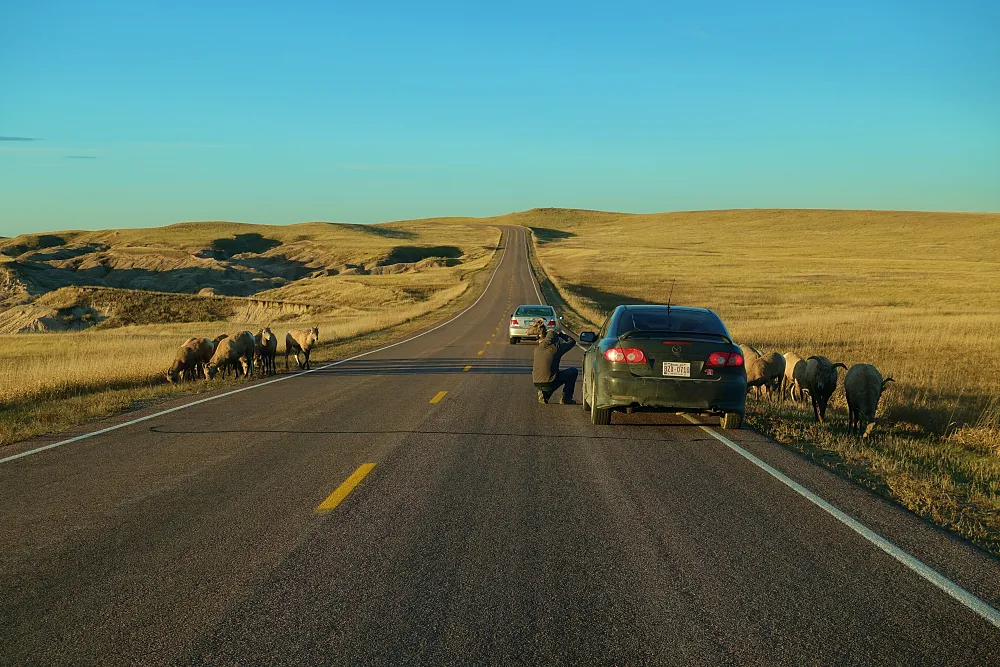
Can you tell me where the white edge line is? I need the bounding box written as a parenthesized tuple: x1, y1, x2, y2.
(0, 228, 512, 465)
(521, 227, 589, 352)
(683, 414, 1000, 631)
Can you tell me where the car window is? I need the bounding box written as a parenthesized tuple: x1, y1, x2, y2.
(515, 306, 554, 319)
(598, 315, 611, 339)
(615, 308, 728, 337)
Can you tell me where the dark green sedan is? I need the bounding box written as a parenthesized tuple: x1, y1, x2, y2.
(579, 305, 747, 428)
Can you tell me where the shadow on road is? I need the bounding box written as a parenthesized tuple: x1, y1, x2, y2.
(311, 358, 534, 376)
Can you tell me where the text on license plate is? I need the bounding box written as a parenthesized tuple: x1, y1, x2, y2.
(662, 362, 691, 377)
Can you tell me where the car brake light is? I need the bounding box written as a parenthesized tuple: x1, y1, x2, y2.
(548, 320, 556, 326)
(510, 319, 519, 326)
(604, 348, 646, 363)
(706, 352, 744, 367)
(707, 352, 728, 367)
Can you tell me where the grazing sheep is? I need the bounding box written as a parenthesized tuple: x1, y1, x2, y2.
(205, 337, 241, 379)
(845, 364, 895, 437)
(286, 327, 319, 370)
(783, 352, 808, 402)
(166, 337, 215, 383)
(232, 330, 256, 377)
(205, 331, 256, 379)
(801, 356, 848, 423)
(212, 333, 229, 348)
(740, 345, 783, 399)
(255, 327, 278, 376)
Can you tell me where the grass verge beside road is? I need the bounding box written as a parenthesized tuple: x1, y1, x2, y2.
(0, 226, 502, 450)
(519, 208, 1000, 557)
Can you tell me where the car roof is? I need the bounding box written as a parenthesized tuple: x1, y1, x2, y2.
(617, 304, 713, 314)
(515, 304, 554, 309)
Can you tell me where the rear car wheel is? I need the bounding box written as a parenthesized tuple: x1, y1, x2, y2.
(590, 378, 612, 425)
(509, 337, 519, 345)
(720, 412, 743, 430)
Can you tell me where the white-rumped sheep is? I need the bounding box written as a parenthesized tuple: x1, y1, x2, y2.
(286, 327, 319, 370)
(802, 356, 848, 423)
(845, 363, 895, 437)
(783, 352, 808, 402)
(746, 351, 785, 399)
(166, 337, 214, 383)
(255, 327, 278, 376)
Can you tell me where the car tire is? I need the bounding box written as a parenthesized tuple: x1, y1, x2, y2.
(590, 378, 612, 425)
(720, 412, 743, 430)
(509, 337, 519, 345)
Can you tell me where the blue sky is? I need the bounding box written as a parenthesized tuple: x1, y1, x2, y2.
(2, 0, 998, 235)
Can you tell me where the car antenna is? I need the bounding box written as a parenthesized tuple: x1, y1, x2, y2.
(666, 279, 676, 311)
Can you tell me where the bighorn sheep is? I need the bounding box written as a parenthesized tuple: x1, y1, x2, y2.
(255, 327, 278, 376)
(801, 356, 848, 422)
(845, 364, 895, 437)
(741, 345, 784, 399)
(206, 331, 256, 379)
(286, 327, 319, 370)
(166, 337, 214, 383)
(783, 352, 808, 402)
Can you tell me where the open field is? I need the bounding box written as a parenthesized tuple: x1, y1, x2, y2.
(0, 220, 499, 447)
(512, 207, 1000, 555)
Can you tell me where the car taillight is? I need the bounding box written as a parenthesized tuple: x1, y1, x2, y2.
(604, 348, 647, 363)
(548, 320, 556, 326)
(510, 319, 519, 326)
(706, 352, 744, 367)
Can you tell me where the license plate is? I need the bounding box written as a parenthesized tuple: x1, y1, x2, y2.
(662, 362, 691, 377)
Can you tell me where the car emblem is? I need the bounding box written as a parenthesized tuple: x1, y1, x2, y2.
(671, 345, 682, 355)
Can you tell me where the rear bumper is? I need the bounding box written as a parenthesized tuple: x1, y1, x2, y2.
(595, 373, 746, 414)
(509, 327, 559, 340)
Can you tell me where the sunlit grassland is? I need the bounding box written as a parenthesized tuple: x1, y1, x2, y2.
(515, 207, 1000, 555)
(0, 223, 500, 448)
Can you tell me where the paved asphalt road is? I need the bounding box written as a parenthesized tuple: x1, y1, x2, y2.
(2, 227, 1000, 665)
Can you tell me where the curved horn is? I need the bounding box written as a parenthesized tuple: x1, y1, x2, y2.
(807, 355, 820, 361)
(882, 377, 895, 388)
(832, 362, 848, 370)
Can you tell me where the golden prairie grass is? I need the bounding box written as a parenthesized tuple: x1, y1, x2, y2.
(514, 207, 1000, 555)
(0, 223, 500, 448)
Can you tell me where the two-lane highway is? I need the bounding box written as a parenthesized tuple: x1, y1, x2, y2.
(2, 227, 999, 665)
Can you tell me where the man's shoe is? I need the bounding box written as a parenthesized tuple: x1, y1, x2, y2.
(537, 390, 549, 404)
(560, 396, 577, 405)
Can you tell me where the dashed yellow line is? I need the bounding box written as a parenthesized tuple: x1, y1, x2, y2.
(477, 350, 484, 355)
(430, 391, 448, 404)
(315, 463, 376, 515)
(463, 365, 472, 372)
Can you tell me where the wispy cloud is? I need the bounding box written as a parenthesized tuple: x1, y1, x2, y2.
(65, 155, 98, 159)
(0, 136, 41, 141)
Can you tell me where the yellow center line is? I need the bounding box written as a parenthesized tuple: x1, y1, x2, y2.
(430, 390, 448, 404)
(315, 463, 376, 515)
(477, 350, 484, 355)
(463, 365, 472, 372)
(486, 341, 491, 345)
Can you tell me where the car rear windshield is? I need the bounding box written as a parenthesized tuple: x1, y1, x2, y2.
(515, 306, 554, 318)
(616, 308, 728, 337)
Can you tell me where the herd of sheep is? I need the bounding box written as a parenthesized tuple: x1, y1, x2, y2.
(741, 344, 895, 437)
(166, 327, 320, 383)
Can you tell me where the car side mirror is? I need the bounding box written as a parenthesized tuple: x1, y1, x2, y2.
(579, 331, 597, 344)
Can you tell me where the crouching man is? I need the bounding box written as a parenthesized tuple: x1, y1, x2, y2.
(530, 320, 578, 404)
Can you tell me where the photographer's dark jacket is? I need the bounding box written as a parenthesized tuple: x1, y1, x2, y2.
(532, 331, 575, 385)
